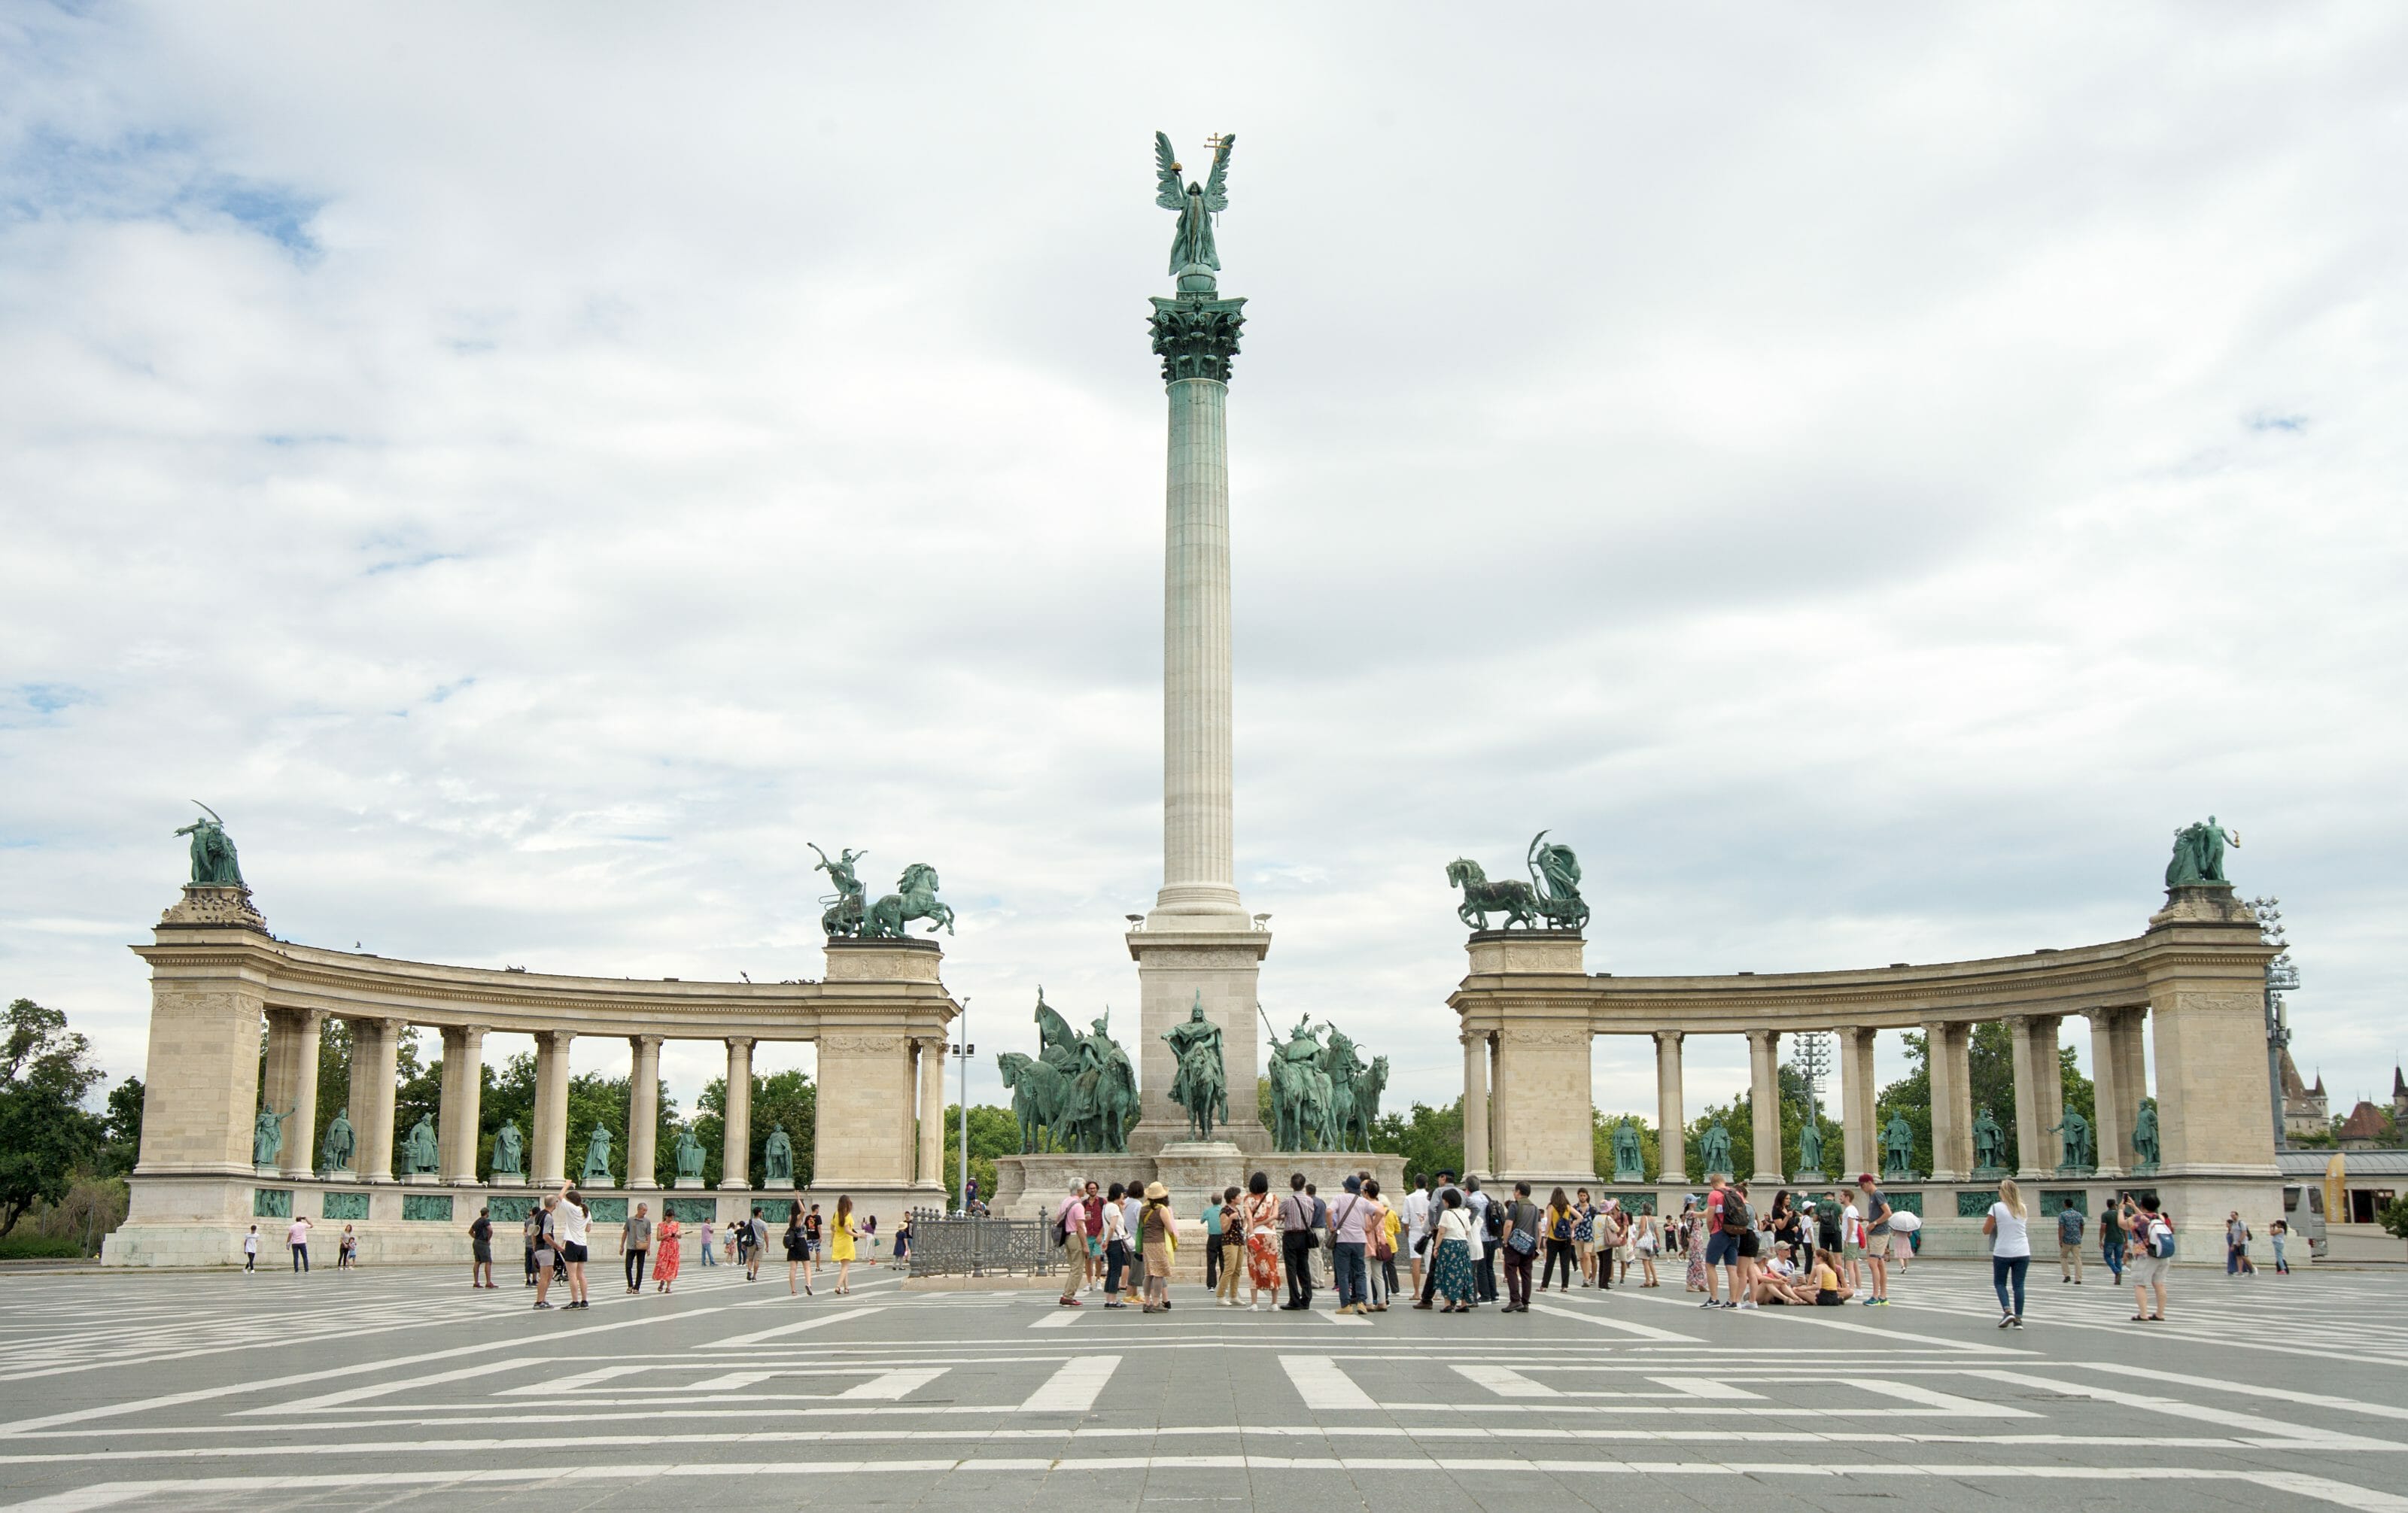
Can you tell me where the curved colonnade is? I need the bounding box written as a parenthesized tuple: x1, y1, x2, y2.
(105, 884, 956, 1265)
(1452, 882, 2280, 1251)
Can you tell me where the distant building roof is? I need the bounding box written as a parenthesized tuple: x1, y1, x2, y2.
(2281, 1148, 2408, 1177)
(2336, 1101, 2391, 1142)
(2280, 1048, 2311, 1101)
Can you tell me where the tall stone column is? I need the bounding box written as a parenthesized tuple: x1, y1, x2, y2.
(350, 1016, 402, 1183)
(1462, 1032, 1491, 1178)
(917, 1038, 947, 1188)
(530, 1029, 573, 1186)
(1747, 1029, 1783, 1183)
(2032, 1014, 2065, 1173)
(627, 1034, 662, 1190)
(2115, 1010, 2149, 1163)
(1838, 1026, 1877, 1178)
(721, 1037, 755, 1189)
(1653, 1031, 1687, 1183)
(1127, 271, 1270, 1153)
(2087, 1010, 2127, 1177)
(262, 1007, 324, 1180)
(1926, 1020, 1973, 1182)
(2008, 1015, 2048, 1177)
(436, 1024, 485, 1184)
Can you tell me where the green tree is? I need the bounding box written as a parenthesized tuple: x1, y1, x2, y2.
(941, 1103, 1020, 1209)
(692, 1071, 813, 1189)
(101, 1076, 144, 1178)
(0, 1000, 105, 1237)
(1369, 1098, 1464, 1181)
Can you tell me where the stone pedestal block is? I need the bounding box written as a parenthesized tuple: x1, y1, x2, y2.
(1126, 925, 1272, 1153)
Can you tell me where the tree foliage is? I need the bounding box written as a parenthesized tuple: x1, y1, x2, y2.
(941, 1103, 1020, 1209)
(1369, 1098, 1464, 1182)
(0, 1000, 105, 1237)
(102, 1076, 144, 1178)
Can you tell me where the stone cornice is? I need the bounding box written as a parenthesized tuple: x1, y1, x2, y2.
(131, 928, 958, 1042)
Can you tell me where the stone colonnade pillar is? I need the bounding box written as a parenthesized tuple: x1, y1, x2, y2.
(1461, 1033, 1491, 1177)
(1926, 1020, 1972, 1182)
(261, 1007, 324, 1180)
(1747, 1029, 1783, 1184)
(2087, 1010, 2126, 1177)
(438, 1024, 485, 1185)
(2008, 1015, 2058, 1177)
(627, 1035, 662, 1189)
(917, 1038, 947, 1187)
(1653, 1031, 1686, 1183)
(350, 1016, 402, 1183)
(1837, 1026, 1877, 1178)
(722, 1037, 755, 1189)
(531, 1029, 572, 1186)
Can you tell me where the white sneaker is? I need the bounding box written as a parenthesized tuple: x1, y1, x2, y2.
(1735, 1299, 1758, 1310)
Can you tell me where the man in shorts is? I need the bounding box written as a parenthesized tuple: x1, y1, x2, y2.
(531, 1196, 560, 1309)
(1057, 1182, 1088, 1307)
(2126, 1193, 2171, 1321)
(1699, 1175, 1736, 1308)
(1728, 1180, 1761, 1309)
(1856, 1174, 1892, 1305)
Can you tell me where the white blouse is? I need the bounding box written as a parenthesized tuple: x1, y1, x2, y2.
(1437, 1208, 1479, 1247)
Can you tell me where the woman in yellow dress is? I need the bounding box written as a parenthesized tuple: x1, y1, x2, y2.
(830, 1195, 859, 1295)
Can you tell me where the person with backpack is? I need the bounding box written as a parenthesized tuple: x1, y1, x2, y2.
(1540, 1188, 1577, 1292)
(1330, 1176, 1373, 1316)
(2124, 1192, 2172, 1322)
(1054, 1181, 1088, 1308)
(530, 1197, 559, 1310)
(2225, 1211, 2255, 1276)
(1365, 1178, 1399, 1311)
(468, 1206, 494, 1289)
(1698, 1176, 1735, 1307)
(1278, 1173, 1318, 1310)
(1497, 1181, 1542, 1312)
(1725, 1180, 1760, 1309)
(2056, 1202, 2085, 1284)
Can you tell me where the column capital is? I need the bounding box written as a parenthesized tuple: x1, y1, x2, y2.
(1459, 1030, 1490, 1049)
(629, 1033, 664, 1051)
(1746, 1027, 1780, 1050)
(1149, 293, 1247, 384)
(1653, 1028, 1685, 1049)
(534, 1027, 574, 1050)
(725, 1035, 756, 1053)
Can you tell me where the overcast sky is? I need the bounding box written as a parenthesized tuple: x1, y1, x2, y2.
(5, 5, 2403, 1126)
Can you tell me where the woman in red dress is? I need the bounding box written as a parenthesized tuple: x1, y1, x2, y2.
(652, 1214, 683, 1293)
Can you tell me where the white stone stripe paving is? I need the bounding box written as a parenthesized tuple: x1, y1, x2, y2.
(1966, 1369, 2394, 1448)
(0, 1422, 2397, 1467)
(5, 1460, 2404, 1513)
(1523, 1302, 1701, 1341)
(1280, 1355, 1377, 1409)
(1017, 1354, 1121, 1412)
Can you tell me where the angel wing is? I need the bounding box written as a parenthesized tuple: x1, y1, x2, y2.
(1154, 131, 1184, 211)
(1202, 132, 1234, 213)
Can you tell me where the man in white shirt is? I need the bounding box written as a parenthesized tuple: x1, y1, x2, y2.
(1401, 1177, 1433, 1293)
(1056, 1183, 1087, 1308)
(1840, 1195, 1865, 1292)
(553, 1186, 592, 1309)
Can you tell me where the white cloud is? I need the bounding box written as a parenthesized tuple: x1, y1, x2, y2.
(4, 5, 2403, 1121)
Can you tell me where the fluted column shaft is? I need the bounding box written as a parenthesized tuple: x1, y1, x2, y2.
(263, 1008, 324, 1180)
(1838, 1026, 1877, 1178)
(2087, 1010, 2126, 1176)
(917, 1038, 947, 1186)
(531, 1029, 573, 1186)
(1747, 1029, 1783, 1183)
(1926, 1021, 1972, 1182)
(627, 1035, 662, 1189)
(439, 1024, 485, 1184)
(2010, 1015, 2061, 1176)
(1462, 1033, 1491, 1177)
(1653, 1031, 1686, 1183)
(722, 1038, 755, 1189)
(351, 1016, 402, 1183)
(1157, 375, 1242, 920)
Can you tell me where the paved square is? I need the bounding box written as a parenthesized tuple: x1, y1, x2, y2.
(2, 1261, 2403, 1512)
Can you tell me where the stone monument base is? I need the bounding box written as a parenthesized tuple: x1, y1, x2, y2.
(673, 1177, 707, 1189)
(579, 1177, 617, 1189)
(401, 1172, 439, 1186)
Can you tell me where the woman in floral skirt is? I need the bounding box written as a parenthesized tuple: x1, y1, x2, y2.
(1242, 1171, 1282, 1311)
(1431, 1187, 1479, 1312)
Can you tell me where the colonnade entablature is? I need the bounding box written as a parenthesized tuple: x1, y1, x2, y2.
(107, 883, 958, 1265)
(1449, 883, 2281, 1242)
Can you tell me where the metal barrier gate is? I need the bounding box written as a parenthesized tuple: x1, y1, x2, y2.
(905, 1208, 1060, 1278)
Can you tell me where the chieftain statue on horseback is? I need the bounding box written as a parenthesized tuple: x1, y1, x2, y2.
(1446, 830, 1590, 932)
(998, 989, 1139, 1153)
(1262, 1007, 1388, 1152)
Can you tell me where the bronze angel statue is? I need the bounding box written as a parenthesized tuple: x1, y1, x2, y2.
(1155, 130, 1235, 275)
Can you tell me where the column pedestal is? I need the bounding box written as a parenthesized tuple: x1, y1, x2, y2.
(1126, 925, 1272, 1156)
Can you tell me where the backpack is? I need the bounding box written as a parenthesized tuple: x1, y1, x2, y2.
(1721, 1194, 1753, 1235)
(2149, 1218, 2175, 1259)
(1505, 1203, 1537, 1255)
(1480, 1199, 1504, 1241)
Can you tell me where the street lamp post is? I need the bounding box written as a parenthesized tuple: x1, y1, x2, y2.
(953, 998, 973, 1214)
